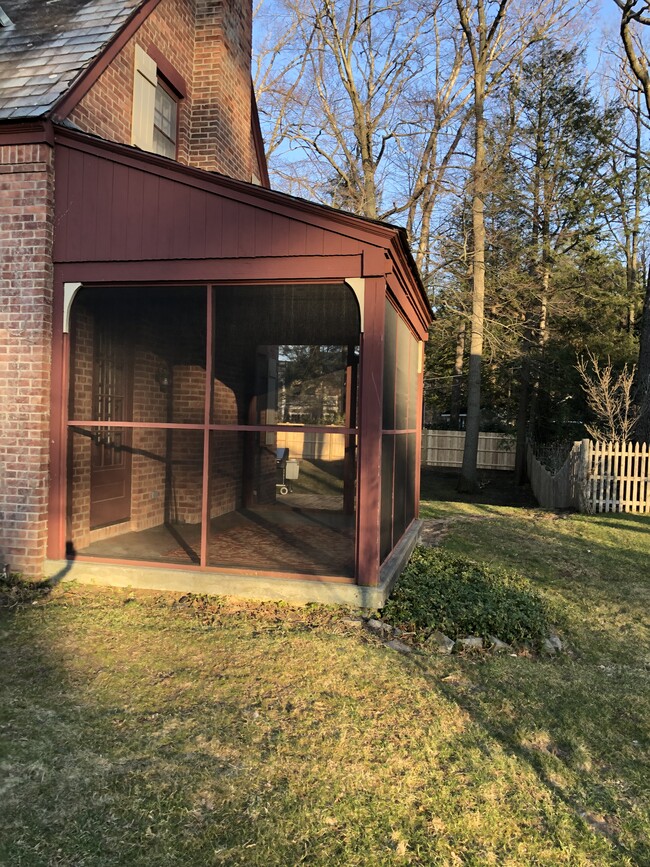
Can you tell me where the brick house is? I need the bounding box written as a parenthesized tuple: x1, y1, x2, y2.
(0, 0, 431, 605)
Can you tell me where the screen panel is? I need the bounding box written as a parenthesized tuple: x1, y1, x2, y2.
(383, 300, 397, 430)
(380, 434, 395, 562)
(212, 284, 360, 426)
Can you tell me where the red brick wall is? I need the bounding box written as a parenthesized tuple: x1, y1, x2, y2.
(68, 0, 254, 181)
(0, 143, 54, 576)
(68, 307, 93, 548)
(69, 0, 194, 165)
(191, 0, 253, 179)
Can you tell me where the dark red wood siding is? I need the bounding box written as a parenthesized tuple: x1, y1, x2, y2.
(55, 144, 370, 267)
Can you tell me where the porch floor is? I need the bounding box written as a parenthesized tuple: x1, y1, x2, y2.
(78, 493, 355, 577)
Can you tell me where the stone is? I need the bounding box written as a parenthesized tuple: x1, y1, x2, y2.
(487, 635, 511, 653)
(541, 638, 557, 655)
(428, 630, 455, 654)
(385, 639, 412, 654)
(455, 636, 483, 651)
(341, 617, 364, 628)
(548, 633, 563, 652)
(366, 618, 392, 636)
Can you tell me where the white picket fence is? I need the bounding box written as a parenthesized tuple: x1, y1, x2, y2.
(528, 439, 650, 514)
(582, 440, 650, 513)
(421, 429, 515, 470)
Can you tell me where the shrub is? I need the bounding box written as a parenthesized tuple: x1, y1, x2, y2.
(382, 547, 551, 646)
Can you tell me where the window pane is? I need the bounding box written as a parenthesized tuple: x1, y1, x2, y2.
(153, 127, 176, 158)
(408, 338, 419, 429)
(380, 434, 394, 562)
(153, 83, 177, 157)
(393, 433, 408, 543)
(405, 432, 416, 526)
(383, 300, 396, 429)
(396, 315, 410, 430)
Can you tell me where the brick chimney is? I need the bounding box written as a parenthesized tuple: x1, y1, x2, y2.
(191, 0, 253, 180)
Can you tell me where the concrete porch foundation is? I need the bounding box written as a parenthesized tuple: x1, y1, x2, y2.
(44, 520, 421, 609)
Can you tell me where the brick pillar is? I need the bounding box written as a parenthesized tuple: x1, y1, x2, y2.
(0, 143, 54, 577)
(191, 0, 253, 180)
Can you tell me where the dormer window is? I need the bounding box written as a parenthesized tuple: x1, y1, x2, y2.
(131, 45, 183, 160)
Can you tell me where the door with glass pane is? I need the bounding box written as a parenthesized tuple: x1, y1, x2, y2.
(89, 311, 133, 528)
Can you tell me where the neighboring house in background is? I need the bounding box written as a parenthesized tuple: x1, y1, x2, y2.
(0, 0, 431, 605)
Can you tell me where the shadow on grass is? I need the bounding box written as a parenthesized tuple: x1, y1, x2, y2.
(420, 468, 538, 509)
(0, 592, 301, 866)
(403, 479, 650, 862)
(403, 650, 649, 864)
(590, 514, 650, 535)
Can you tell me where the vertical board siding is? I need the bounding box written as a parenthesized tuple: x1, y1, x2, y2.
(80, 152, 99, 258)
(65, 150, 86, 262)
(110, 162, 130, 259)
(54, 145, 363, 264)
(125, 168, 145, 260)
(141, 172, 162, 257)
(527, 440, 650, 514)
(95, 159, 115, 261)
(421, 430, 515, 470)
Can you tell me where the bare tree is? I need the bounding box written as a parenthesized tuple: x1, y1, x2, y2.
(253, 0, 316, 165)
(604, 80, 645, 334)
(453, 0, 585, 492)
(613, 0, 650, 115)
(577, 350, 646, 441)
(254, 0, 472, 262)
(612, 0, 650, 440)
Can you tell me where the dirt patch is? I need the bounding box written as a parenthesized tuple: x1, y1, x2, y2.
(419, 519, 451, 547)
(419, 515, 497, 548)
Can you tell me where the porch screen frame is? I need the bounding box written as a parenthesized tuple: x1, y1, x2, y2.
(56, 280, 363, 583)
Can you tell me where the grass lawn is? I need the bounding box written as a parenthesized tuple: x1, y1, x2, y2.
(1, 470, 648, 866)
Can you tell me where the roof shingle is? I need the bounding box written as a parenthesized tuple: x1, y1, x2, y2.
(0, 0, 144, 120)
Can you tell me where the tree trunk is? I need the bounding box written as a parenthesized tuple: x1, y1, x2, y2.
(458, 83, 486, 493)
(629, 88, 643, 335)
(636, 265, 650, 442)
(450, 320, 466, 429)
(514, 352, 530, 485)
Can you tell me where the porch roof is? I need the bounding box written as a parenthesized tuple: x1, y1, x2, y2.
(53, 125, 432, 337)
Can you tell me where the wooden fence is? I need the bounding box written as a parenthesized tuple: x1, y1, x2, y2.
(527, 439, 650, 514)
(276, 430, 346, 461)
(527, 441, 584, 510)
(279, 428, 517, 470)
(421, 429, 516, 470)
(582, 440, 650, 513)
